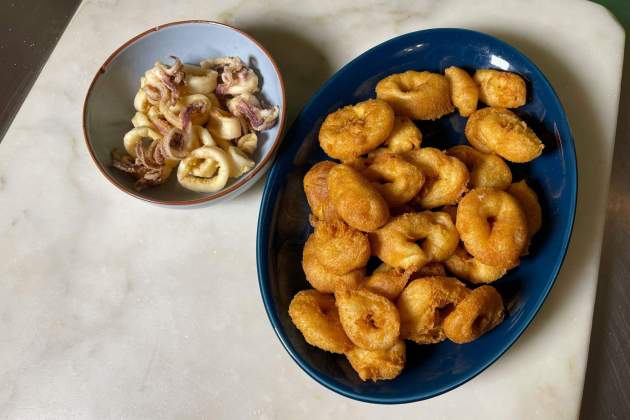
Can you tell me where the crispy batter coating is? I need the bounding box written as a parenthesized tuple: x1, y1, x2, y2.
(310, 220, 370, 275)
(362, 263, 410, 301)
(397, 276, 469, 344)
(346, 340, 406, 381)
(289, 290, 354, 353)
(383, 116, 422, 153)
(447, 144, 512, 190)
(363, 152, 425, 207)
(465, 107, 543, 163)
(474, 69, 526, 108)
(414, 262, 447, 278)
(456, 188, 528, 267)
(443, 285, 504, 343)
(303, 161, 340, 222)
(404, 148, 469, 208)
(508, 180, 542, 255)
(328, 164, 390, 232)
(444, 245, 508, 284)
(336, 289, 401, 350)
(445, 66, 478, 117)
(441, 205, 458, 223)
(319, 99, 394, 160)
(302, 234, 365, 293)
(369, 211, 459, 271)
(376, 71, 454, 120)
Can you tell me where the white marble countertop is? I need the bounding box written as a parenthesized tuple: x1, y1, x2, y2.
(0, 0, 624, 418)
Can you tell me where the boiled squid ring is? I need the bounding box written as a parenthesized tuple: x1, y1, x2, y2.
(177, 146, 230, 192)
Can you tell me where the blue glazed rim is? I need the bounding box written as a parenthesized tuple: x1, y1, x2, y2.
(256, 28, 577, 404)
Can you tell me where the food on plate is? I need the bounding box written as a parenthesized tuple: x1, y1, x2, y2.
(443, 285, 505, 343)
(376, 71, 453, 120)
(289, 290, 353, 354)
(445, 66, 478, 117)
(369, 211, 459, 271)
(328, 164, 390, 232)
(111, 55, 279, 191)
(404, 148, 469, 208)
(456, 188, 528, 267)
(383, 116, 422, 153)
(508, 180, 542, 254)
(346, 340, 406, 381)
(303, 161, 340, 222)
(474, 69, 526, 108)
(397, 276, 469, 344)
(362, 263, 410, 301)
(318, 99, 395, 160)
(465, 107, 543, 163)
(302, 233, 365, 293)
(310, 220, 370, 275)
(444, 246, 507, 284)
(362, 152, 425, 207)
(447, 144, 512, 190)
(336, 289, 400, 350)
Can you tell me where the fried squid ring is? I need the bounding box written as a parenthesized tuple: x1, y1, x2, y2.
(362, 263, 410, 301)
(443, 285, 504, 343)
(335, 289, 400, 350)
(465, 107, 543, 163)
(369, 211, 459, 271)
(474, 69, 526, 108)
(123, 127, 162, 157)
(182, 64, 218, 95)
(362, 152, 425, 207)
(397, 276, 469, 344)
(508, 180, 542, 254)
(383, 116, 422, 153)
(147, 105, 173, 135)
(206, 107, 242, 139)
(133, 89, 150, 113)
(456, 188, 528, 267)
(177, 146, 230, 192)
(289, 290, 353, 354)
(224, 145, 255, 177)
(310, 220, 370, 275)
(375, 71, 453, 120)
(303, 161, 340, 222)
(302, 234, 364, 293)
(404, 148, 469, 208)
(444, 66, 478, 117)
(193, 125, 216, 147)
(414, 262, 447, 278)
(447, 144, 512, 190)
(328, 164, 390, 232)
(444, 246, 507, 284)
(346, 340, 405, 381)
(319, 99, 394, 160)
(131, 111, 154, 129)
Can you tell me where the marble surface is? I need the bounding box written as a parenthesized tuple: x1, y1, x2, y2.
(0, 0, 623, 418)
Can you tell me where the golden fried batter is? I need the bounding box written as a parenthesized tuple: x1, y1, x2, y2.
(363, 152, 425, 207)
(346, 340, 405, 381)
(303, 161, 340, 222)
(310, 220, 370, 275)
(447, 144, 512, 190)
(508, 180, 542, 254)
(383, 116, 422, 153)
(362, 263, 410, 301)
(445, 66, 478, 117)
(376, 71, 454, 120)
(444, 245, 508, 284)
(319, 99, 394, 160)
(414, 262, 447, 278)
(474, 69, 526, 108)
(443, 285, 504, 343)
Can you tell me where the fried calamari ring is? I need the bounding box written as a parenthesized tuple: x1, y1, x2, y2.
(328, 164, 390, 232)
(346, 340, 405, 381)
(303, 161, 340, 222)
(465, 107, 543, 163)
(397, 276, 469, 344)
(445, 66, 478, 117)
(441, 205, 458, 223)
(456, 188, 528, 267)
(362, 152, 425, 207)
(414, 262, 447, 278)
(288, 290, 353, 353)
(376, 71, 454, 120)
(444, 246, 507, 284)
(443, 285, 504, 343)
(404, 148, 469, 208)
(319, 99, 394, 160)
(369, 211, 459, 271)
(447, 145, 512, 190)
(302, 233, 364, 293)
(362, 263, 410, 301)
(336, 289, 400, 350)
(310, 220, 370, 275)
(474, 69, 526, 108)
(177, 146, 230, 192)
(508, 180, 542, 254)
(383, 116, 422, 153)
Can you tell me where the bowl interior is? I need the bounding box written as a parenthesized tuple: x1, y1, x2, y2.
(84, 21, 284, 203)
(257, 28, 576, 403)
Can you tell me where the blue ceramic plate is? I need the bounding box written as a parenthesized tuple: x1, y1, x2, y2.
(257, 28, 576, 403)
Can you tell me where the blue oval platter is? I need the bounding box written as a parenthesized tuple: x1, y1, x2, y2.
(256, 28, 577, 404)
